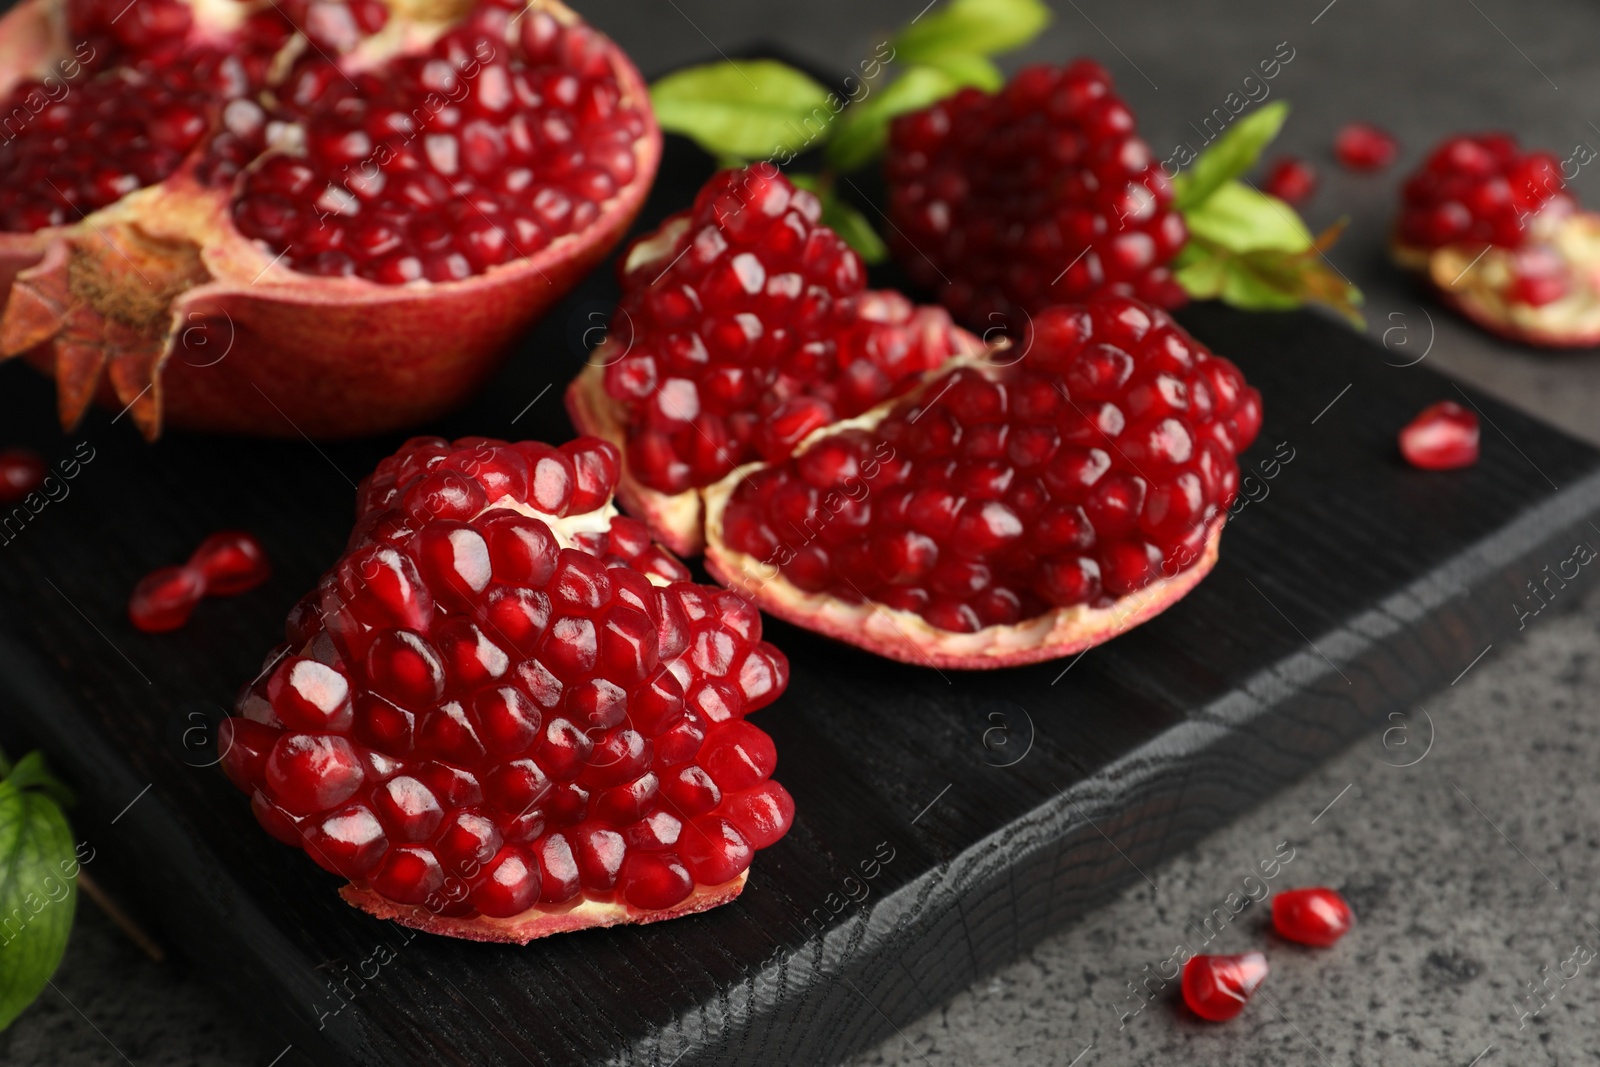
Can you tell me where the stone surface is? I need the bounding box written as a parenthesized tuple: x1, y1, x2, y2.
(9, 0, 1600, 1064)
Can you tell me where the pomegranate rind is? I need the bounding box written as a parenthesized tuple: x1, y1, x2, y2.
(566, 353, 707, 556)
(339, 871, 746, 944)
(0, 0, 664, 440)
(1391, 212, 1600, 350)
(700, 364, 1227, 670)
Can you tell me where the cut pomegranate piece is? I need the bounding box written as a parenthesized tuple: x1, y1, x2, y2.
(0, 0, 660, 440)
(1391, 133, 1600, 348)
(129, 565, 206, 632)
(701, 297, 1262, 669)
(1182, 952, 1268, 1022)
(220, 434, 793, 942)
(1272, 886, 1354, 947)
(189, 530, 270, 595)
(1334, 123, 1398, 171)
(1262, 157, 1317, 205)
(0, 447, 46, 504)
(882, 59, 1188, 328)
(566, 165, 983, 555)
(1399, 401, 1479, 470)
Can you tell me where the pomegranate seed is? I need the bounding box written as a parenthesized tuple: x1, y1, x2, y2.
(1397, 133, 1571, 251)
(1181, 952, 1269, 1022)
(0, 448, 46, 504)
(1334, 123, 1398, 171)
(1262, 156, 1317, 205)
(1399, 401, 1479, 470)
(1272, 887, 1354, 947)
(188, 530, 271, 595)
(129, 565, 207, 632)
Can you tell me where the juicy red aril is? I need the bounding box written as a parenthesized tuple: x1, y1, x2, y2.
(1272, 887, 1354, 947)
(1334, 122, 1398, 172)
(129, 565, 206, 633)
(188, 530, 271, 595)
(0, 448, 46, 504)
(721, 297, 1260, 632)
(223, 433, 792, 930)
(1182, 952, 1269, 1022)
(884, 60, 1187, 328)
(1262, 157, 1317, 205)
(597, 167, 974, 495)
(1397, 133, 1569, 250)
(1399, 401, 1479, 470)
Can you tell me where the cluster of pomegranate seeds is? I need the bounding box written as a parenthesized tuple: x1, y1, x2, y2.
(0, 448, 46, 504)
(600, 167, 974, 494)
(1333, 122, 1398, 172)
(1399, 400, 1479, 470)
(720, 297, 1262, 633)
(884, 60, 1187, 328)
(222, 435, 793, 924)
(226, 2, 647, 283)
(1271, 887, 1354, 947)
(1262, 156, 1317, 206)
(1396, 133, 1570, 251)
(1182, 952, 1269, 1022)
(128, 530, 271, 633)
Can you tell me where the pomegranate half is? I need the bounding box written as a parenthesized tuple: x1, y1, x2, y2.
(220, 434, 794, 942)
(1392, 133, 1600, 348)
(0, 0, 659, 439)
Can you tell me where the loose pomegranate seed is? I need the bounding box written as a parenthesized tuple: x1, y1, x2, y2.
(1272, 887, 1354, 947)
(219, 435, 794, 938)
(1334, 123, 1398, 171)
(0, 448, 46, 504)
(1262, 156, 1317, 205)
(188, 530, 271, 595)
(883, 60, 1188, 326)
(1397, 133, 1570, 250)
(592, 167, 978, 498)
(1399, 401, 1479, 470)
(129, 565, 206, 633)
(1182, 952, 1269, 1022)
(719, 297, 1260, 634)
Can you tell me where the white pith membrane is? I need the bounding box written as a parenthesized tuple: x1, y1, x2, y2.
(264, 490, 752, 942)
(700, 358, 1226, 671)
(565, 216, 989, 556)
(1394, 208, 1600, 349)
(0, 0, 660, 439)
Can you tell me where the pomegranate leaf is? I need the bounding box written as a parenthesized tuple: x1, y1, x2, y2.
(787, 174, 888, 262)
(827, 65, 970, 172)
(1172, 100, 1290, 212)
(1183, 179, 1311, 253)
(651, 60, 835, 161)
(1175, 223, 1364, 328)
(893, 0, 1052, 65)
(914, 51, 1004, 93)
(0, 750, 77, 1032)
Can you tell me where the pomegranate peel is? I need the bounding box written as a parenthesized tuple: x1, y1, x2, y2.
(339, 870, 745, 942)
(0, 0, 661, 439)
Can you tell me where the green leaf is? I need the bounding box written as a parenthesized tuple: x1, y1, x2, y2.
(1176, 223, 1365, 327)
(0, 755, 77, 1032)
(1182, 179, 1311, 254)
(893, 0, 1052, 64)
(787, 174, 889, 262)
(826, 65, 965, 172)
(915, 51, 1004, 92)
(1172, 100, 1290, 212)
(651, 60, 837, 161)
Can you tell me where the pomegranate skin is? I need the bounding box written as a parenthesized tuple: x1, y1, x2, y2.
(0, 0, 661, 441)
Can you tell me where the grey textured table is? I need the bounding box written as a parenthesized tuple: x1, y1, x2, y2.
(8, 1, 1600, 1064)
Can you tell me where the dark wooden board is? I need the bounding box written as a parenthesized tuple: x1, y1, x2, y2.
(3, 129, 1600, 1067)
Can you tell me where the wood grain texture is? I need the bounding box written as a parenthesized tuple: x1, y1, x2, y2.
(1, 134, 1598, 1067)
